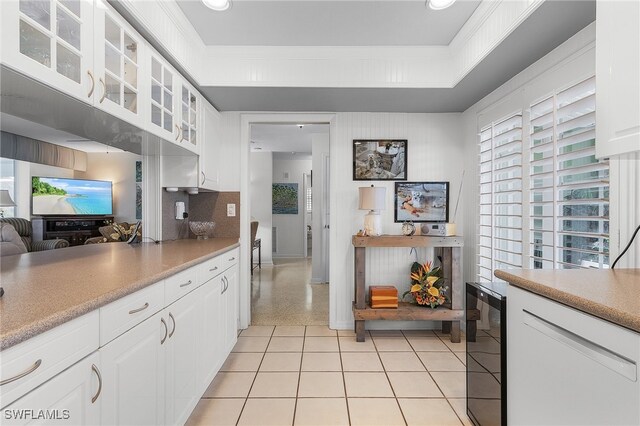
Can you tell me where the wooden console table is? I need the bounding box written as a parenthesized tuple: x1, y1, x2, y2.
(352, 235, 465, 343)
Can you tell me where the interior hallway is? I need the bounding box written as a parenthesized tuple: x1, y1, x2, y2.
(251, 258, 329, 326)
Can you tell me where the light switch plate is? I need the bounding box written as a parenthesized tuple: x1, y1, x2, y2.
(227, 203, 236, 217)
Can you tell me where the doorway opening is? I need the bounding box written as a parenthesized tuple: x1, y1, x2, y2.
(248, 122, 330, 326)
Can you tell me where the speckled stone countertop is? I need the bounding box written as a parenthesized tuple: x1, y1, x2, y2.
(495, 268, 640, 333)
(0, 238, 239, 350)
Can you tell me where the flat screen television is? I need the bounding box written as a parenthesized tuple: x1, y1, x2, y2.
(394, 181, 449, 223)
(32, 177, 113, 216)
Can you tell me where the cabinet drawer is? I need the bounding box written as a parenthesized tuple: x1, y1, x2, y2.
(165, 267, 199, 305)
(221, 248, 239, 271)
(0, 311, 99, 409)
(198, 256, 223, 285)
(100, 282, 164, 346)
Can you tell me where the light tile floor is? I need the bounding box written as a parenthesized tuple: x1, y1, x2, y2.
(187, 326, 476, 426)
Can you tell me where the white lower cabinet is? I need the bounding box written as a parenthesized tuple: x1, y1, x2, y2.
(99, 311, 166, 426)
(2, 352, 101, 426)
(164, 290, 202, 426)
(508, 285, 640, 425)
(197, 275, 224, 393)
(221, 264, 239, 354)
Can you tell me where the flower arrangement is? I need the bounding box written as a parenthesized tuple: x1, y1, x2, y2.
(108, 223, 142, 242)
(402, 261, 449, 308)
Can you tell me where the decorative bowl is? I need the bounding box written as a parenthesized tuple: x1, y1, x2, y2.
(189, 221, 216, 240)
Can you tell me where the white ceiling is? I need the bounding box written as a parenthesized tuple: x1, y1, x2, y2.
(250, 123, 329, 152)
(177, 0, 481, 46)
(201, 0, 596, 112)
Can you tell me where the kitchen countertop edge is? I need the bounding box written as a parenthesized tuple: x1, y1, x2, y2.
(494, 269, 640, 334)
(1, 240, 239, 351)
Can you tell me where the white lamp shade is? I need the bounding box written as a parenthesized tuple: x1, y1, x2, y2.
(0, 190, 16, 207)
(359, 186, 386, 211)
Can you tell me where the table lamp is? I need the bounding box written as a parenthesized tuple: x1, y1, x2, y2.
(359, 185, 386, 236)
(0, 190, 16, 218)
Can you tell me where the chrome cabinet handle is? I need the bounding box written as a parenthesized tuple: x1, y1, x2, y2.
(0, 359, 42, 386)
(87, 70, 95, 98)
(175, 124, 181, 141)
(220, 277, 226, 295)
(201, 171, 206, 185)
(228, 257, 235, 261)
(128, 302, 149, 315)
(160, 318, 168, 344)
(179, 280, 192, 288)
(99, 78, 106, 103)
(168, 313, 176, 338)
(209, 266, 218, 272)
(91, 364, 102, 403)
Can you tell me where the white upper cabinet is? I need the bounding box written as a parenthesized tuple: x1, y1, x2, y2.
(93, 0, 146, 126)
(199, 101, 221, 191)
(596, 0, 640, 158)
(147, 50, 179, 143)
(0, 0, 95, 101)
(176, 78, 200, 154)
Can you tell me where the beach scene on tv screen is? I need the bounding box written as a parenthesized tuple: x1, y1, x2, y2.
(32, 177, 112, 215)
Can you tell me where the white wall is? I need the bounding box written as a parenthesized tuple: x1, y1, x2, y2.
(272, 155, 312, 257)
(250, 151, 273, 264)
(77, 152, 142, 223)
(330, 113, 464, 329)
(311, 133, 329, 283)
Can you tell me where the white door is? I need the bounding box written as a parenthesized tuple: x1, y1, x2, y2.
(322, 154, 330, 282)
(99, 311, 166, 426)
(0, 0, 95, 102)
(2, 352, 101, 426)
(199, 101, 221, 190)
(197, 276, 224, 392)
(93, 0, 144, 126)
(164, 294, 202, 426)
(222, 265, 239, 353)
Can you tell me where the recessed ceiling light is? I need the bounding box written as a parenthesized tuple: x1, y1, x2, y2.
(202, 0, 231, 11)
(427, 0, 456, 10)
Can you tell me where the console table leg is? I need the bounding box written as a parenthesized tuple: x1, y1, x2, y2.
(442, 321, 452, 334)
(450, 321, 461, 343)
(355, 320, 366, 342)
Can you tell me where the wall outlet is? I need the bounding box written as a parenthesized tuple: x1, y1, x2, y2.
(227, 203, 236, 217)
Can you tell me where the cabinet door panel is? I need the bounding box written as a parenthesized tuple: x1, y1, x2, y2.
(0, 0, 94, 102)
(2, 352, 101, 426)
(99, 311, 165, 426)
(165, 293, 202, 425)
(223, 264, 239, 353)
(197, 276, 224, 393)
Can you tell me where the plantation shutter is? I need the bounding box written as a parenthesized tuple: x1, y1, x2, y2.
(529, 76, 609, 269)
(477, 113, 524, 281)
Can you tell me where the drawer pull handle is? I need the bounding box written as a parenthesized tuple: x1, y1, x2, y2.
(91, 364, 102, 403)
(228, 257, 235, 261)
(161, 318, 168, 344)
(128, 302, 149, 315)
(0, 359, 42, 386)
(169, 312, 176, 338)
(179, 280, 193, 288)
(209, 266, 218, 272)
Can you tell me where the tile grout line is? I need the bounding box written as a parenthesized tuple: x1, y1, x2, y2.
(291, 326, 307, 426)
(235, 326, 276, 426)
(432, 331, 466, 426)
(371, 334, 409, 426)
(336, 328, 353, 426)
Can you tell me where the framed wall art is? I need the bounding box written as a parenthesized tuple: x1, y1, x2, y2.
(353, 139, 407, 181)
(394, 181, 449, 223)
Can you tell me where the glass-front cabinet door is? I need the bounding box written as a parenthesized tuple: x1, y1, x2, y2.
(93, 0, 145, 126)
(0, 0, 95, 102)
(179, 82, 199, 153)
(148, 52, 178, 142)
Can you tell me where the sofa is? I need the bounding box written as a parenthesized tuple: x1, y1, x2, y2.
(0, 218, 69, 253)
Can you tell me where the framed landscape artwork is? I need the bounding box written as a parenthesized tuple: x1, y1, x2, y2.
(353, 139, 407, 181)
(394, 181, 449, 223)
(272, 183, 298, 214)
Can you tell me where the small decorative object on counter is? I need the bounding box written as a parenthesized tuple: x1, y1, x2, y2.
(369, 285, 398, 308)
(401, 220, 415, 236)
(189, 221, 216, 240)
(403, 261, 449, 308)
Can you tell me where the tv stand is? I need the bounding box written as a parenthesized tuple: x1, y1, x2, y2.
(33, 216, 114, 246)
